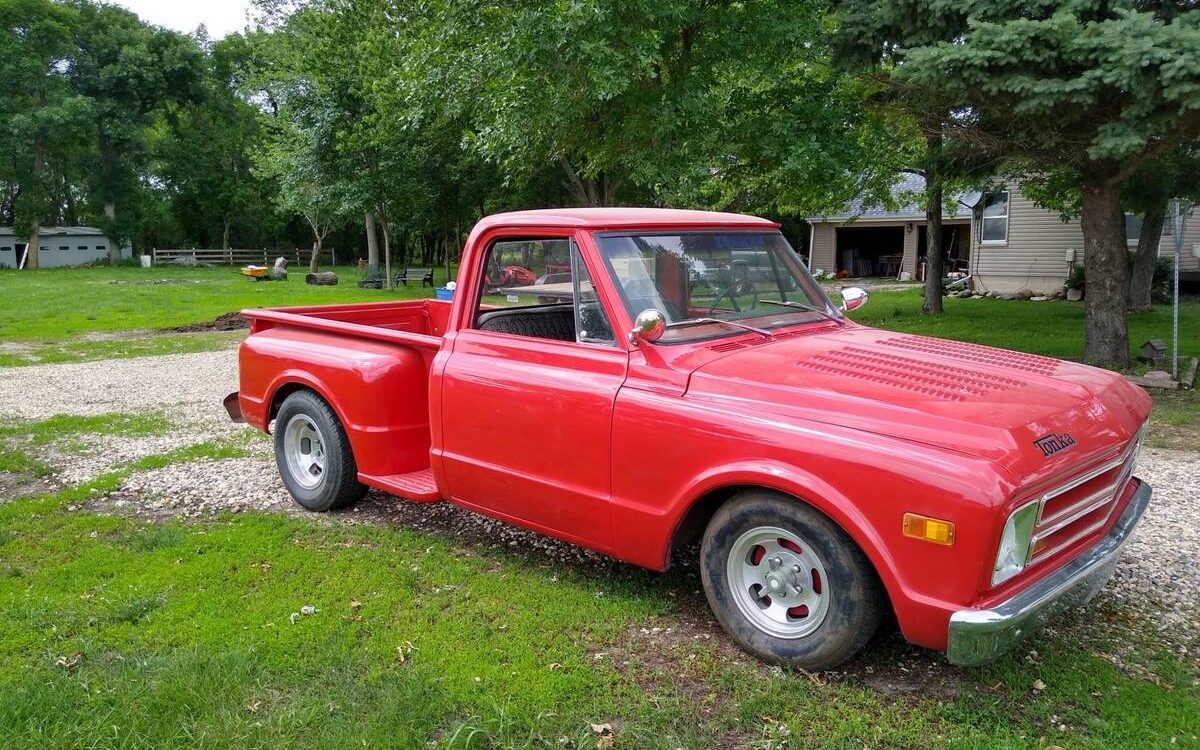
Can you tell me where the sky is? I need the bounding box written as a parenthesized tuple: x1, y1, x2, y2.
(110, 0, 256, 39)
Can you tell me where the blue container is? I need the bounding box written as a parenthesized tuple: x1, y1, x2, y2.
(435, 287, 453, 301)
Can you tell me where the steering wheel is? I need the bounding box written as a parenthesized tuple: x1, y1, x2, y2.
(706, 283, 743, 316)
(705, 282, 759, 316)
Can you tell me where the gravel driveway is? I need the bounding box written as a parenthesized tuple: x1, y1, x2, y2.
(3, 348, 1197, 670)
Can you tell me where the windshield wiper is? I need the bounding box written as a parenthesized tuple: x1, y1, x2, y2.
(665, 318, 773, 338)
(759, 299, 845, 326)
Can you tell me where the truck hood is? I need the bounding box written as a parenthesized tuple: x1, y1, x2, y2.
(685, 326, 1150, 484)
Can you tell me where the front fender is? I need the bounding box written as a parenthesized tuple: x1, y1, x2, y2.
(669, 459, 903, 599)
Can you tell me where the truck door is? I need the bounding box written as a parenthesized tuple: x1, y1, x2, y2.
(438, 234, 625, 550)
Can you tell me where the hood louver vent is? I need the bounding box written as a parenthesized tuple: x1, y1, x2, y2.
(881, 335, 1061, 376)
(794, 347, 1023, 401)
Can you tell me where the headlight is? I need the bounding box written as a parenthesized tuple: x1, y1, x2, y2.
(991, 501, 1039, 586)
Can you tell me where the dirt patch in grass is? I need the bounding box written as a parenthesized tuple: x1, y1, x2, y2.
(163, 312, 248, 333)
(0, 470, 59, 501)
(105, 278, 201, 286)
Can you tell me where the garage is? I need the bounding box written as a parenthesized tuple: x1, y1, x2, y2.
(834, 225, 905, 277)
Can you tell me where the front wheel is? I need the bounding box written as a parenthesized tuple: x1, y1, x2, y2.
(700, 490, 884, 670)
(273, 390, 367, 511)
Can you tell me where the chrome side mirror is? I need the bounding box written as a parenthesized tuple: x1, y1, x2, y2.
(839, 286, 869, 312)
(627, 308, 665, 345)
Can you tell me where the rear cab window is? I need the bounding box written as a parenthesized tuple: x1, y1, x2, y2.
(471, 238, 615, 345)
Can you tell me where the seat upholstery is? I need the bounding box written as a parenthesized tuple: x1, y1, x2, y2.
(477, 305, 576, 342)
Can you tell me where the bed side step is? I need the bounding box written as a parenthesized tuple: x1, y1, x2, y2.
(363, 468, 442, 502)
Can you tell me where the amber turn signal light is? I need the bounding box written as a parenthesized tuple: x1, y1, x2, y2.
(902, 513, 955, 546)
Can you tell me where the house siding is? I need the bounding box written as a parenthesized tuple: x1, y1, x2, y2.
(973, 184, 1200, 293)
(0, 228, 128, 268)
(809, 222, 836, 273)
(972, 184, 1084, 294)
(1157, 211, 1200, 273)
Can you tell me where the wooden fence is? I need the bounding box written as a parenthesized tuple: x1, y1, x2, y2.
(151, 248, 337, 266)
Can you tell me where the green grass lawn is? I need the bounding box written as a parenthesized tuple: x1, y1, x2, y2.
(846, 288, 1200, 366)
(2, 463, 1196, 749)
(0, 264, 453, 366)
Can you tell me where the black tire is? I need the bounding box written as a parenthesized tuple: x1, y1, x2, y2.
(700, 490, 884, 670)
(273, 390, 367, 512)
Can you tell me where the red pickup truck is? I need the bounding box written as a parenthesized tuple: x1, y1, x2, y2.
(228, 208, 1152, 670)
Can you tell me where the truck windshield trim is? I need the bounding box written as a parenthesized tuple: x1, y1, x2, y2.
(592, 230, 839, 344)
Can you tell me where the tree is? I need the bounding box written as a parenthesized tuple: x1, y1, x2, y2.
(398, 0, 906, 214)
(1122, 145, 1200, 312)
(68, 0, 204, 261)
(151, 32, 281, 251)
(833, 1, 993, 315)
(898, 4, 1200, 368)
(0, 0, 91, 269)
(255, 104, 345, 272)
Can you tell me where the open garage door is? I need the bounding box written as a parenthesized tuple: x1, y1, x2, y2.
(834, 225, 905, 278)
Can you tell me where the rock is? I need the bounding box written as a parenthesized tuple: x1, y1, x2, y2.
(1016, 289, 1034, 300)
(997, 293, 1018, 300)
(1143, 370, 1174, 381)
(955, 290, 973, 298)
(1031, 296, 1049, 301)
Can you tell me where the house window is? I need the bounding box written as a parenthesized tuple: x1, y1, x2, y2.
(981, 191, 1009, 243)
(78, 245, 88, 250)
(96, 245, 106, 251)
(1125, 213, 1171, 245)
(58, 245, 69, 250)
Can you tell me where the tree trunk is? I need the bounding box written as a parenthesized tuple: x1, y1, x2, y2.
(221, 214, 232, 251)
(1080, 183, 1131, 368)
(309, 236, 321, 274)
(104, 201, 120, 263)
(365, 211, 380, 268)
(921, 132, 944, 314)
(381, 213, 392, 291)
(306, 271, 338, 286)
(26, 133, 44, 270)
(560, 156, 613, 206)
(1127, 206, 1165, 313)
(25, 222, 40, 270)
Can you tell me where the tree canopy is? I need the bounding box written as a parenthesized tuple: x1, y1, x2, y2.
(3, 0, 1197, 368)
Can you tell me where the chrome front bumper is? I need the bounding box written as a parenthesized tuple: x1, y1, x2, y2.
(946, 478, 1152, 666)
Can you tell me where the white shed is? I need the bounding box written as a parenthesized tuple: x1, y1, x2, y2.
(0, 226, 132, 269)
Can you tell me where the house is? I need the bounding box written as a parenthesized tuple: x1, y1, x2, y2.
(806, 176, 1200, 295)
(0, 226, 131, 269)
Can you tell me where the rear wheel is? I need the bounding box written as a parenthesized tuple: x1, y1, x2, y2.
(274, 390, 367, 511)
(700, 490, 883, 670)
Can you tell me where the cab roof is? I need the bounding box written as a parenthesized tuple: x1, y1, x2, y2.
(473, 207, 780, 232)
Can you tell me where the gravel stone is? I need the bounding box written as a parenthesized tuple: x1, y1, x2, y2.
(0, 349, 239, 430)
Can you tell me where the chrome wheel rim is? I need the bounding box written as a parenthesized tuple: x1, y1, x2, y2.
(726, 525, 830, 639)
(283, 415, 326, 490)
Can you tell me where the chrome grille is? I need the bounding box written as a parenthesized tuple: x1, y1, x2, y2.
(1027, 430, 1143, 565)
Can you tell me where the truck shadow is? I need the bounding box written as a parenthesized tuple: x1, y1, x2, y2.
(341, 487, 970, 698)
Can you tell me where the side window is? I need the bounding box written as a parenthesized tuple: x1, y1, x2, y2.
(473, 238, 615, 346)
(572, 247, 614, 344)
(980, 191, 1009, 243)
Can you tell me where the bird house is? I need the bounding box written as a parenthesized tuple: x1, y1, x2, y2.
(1138, 339, 1167, 366)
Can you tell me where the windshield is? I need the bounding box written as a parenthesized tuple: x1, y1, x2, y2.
(594, 231, 838, 343)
